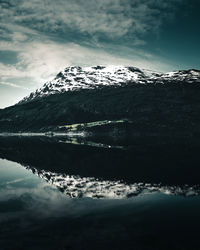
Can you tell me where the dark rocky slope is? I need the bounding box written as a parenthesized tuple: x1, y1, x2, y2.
(0, 81, 200, 136)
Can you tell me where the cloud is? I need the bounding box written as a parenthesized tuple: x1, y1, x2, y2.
(0, 0, 184, 41)
(0, 80, 28, 90)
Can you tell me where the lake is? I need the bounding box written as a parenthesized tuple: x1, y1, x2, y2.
(0, 135, 200, 250)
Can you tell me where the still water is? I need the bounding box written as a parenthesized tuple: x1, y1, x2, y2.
(0, 136, 200, 250)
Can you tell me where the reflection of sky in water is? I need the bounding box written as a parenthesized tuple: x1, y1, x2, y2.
(0, 158, 200, 249)
(0, 158, 151, 221)
(0, 157, 199, 217)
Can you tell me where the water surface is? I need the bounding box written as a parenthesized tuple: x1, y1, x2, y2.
(0, 136, 200, 250)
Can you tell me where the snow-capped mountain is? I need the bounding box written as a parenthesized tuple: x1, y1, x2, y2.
(21, 66, 200, 103)
(1, 65, 200, 133)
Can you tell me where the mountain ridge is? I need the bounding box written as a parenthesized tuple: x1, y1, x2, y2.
(19, 66, 200, 104)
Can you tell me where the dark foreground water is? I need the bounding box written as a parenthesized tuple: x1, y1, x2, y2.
(0, 136, 200, 250)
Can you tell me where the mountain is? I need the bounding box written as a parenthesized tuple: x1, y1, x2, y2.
(20, 66, 200, 103)
(0, 66, 200, 136)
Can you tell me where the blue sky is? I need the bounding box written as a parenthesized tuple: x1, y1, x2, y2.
(0, 0, 199, 108)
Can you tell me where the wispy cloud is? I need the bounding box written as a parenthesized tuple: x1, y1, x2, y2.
(0, 80, 29, 90)
(1, 0, 184, 40)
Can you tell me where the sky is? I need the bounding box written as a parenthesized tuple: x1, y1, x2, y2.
(0, 0, 199, 108)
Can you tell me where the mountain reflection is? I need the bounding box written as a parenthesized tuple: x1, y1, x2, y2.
(0, 137, 200, 250)
(0, 135, 200, 186)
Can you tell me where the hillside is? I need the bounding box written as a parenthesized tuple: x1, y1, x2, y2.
(0, 66, 200, 136)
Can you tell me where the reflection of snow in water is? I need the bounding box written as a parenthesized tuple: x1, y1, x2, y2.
(25, 166, 200, 199)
